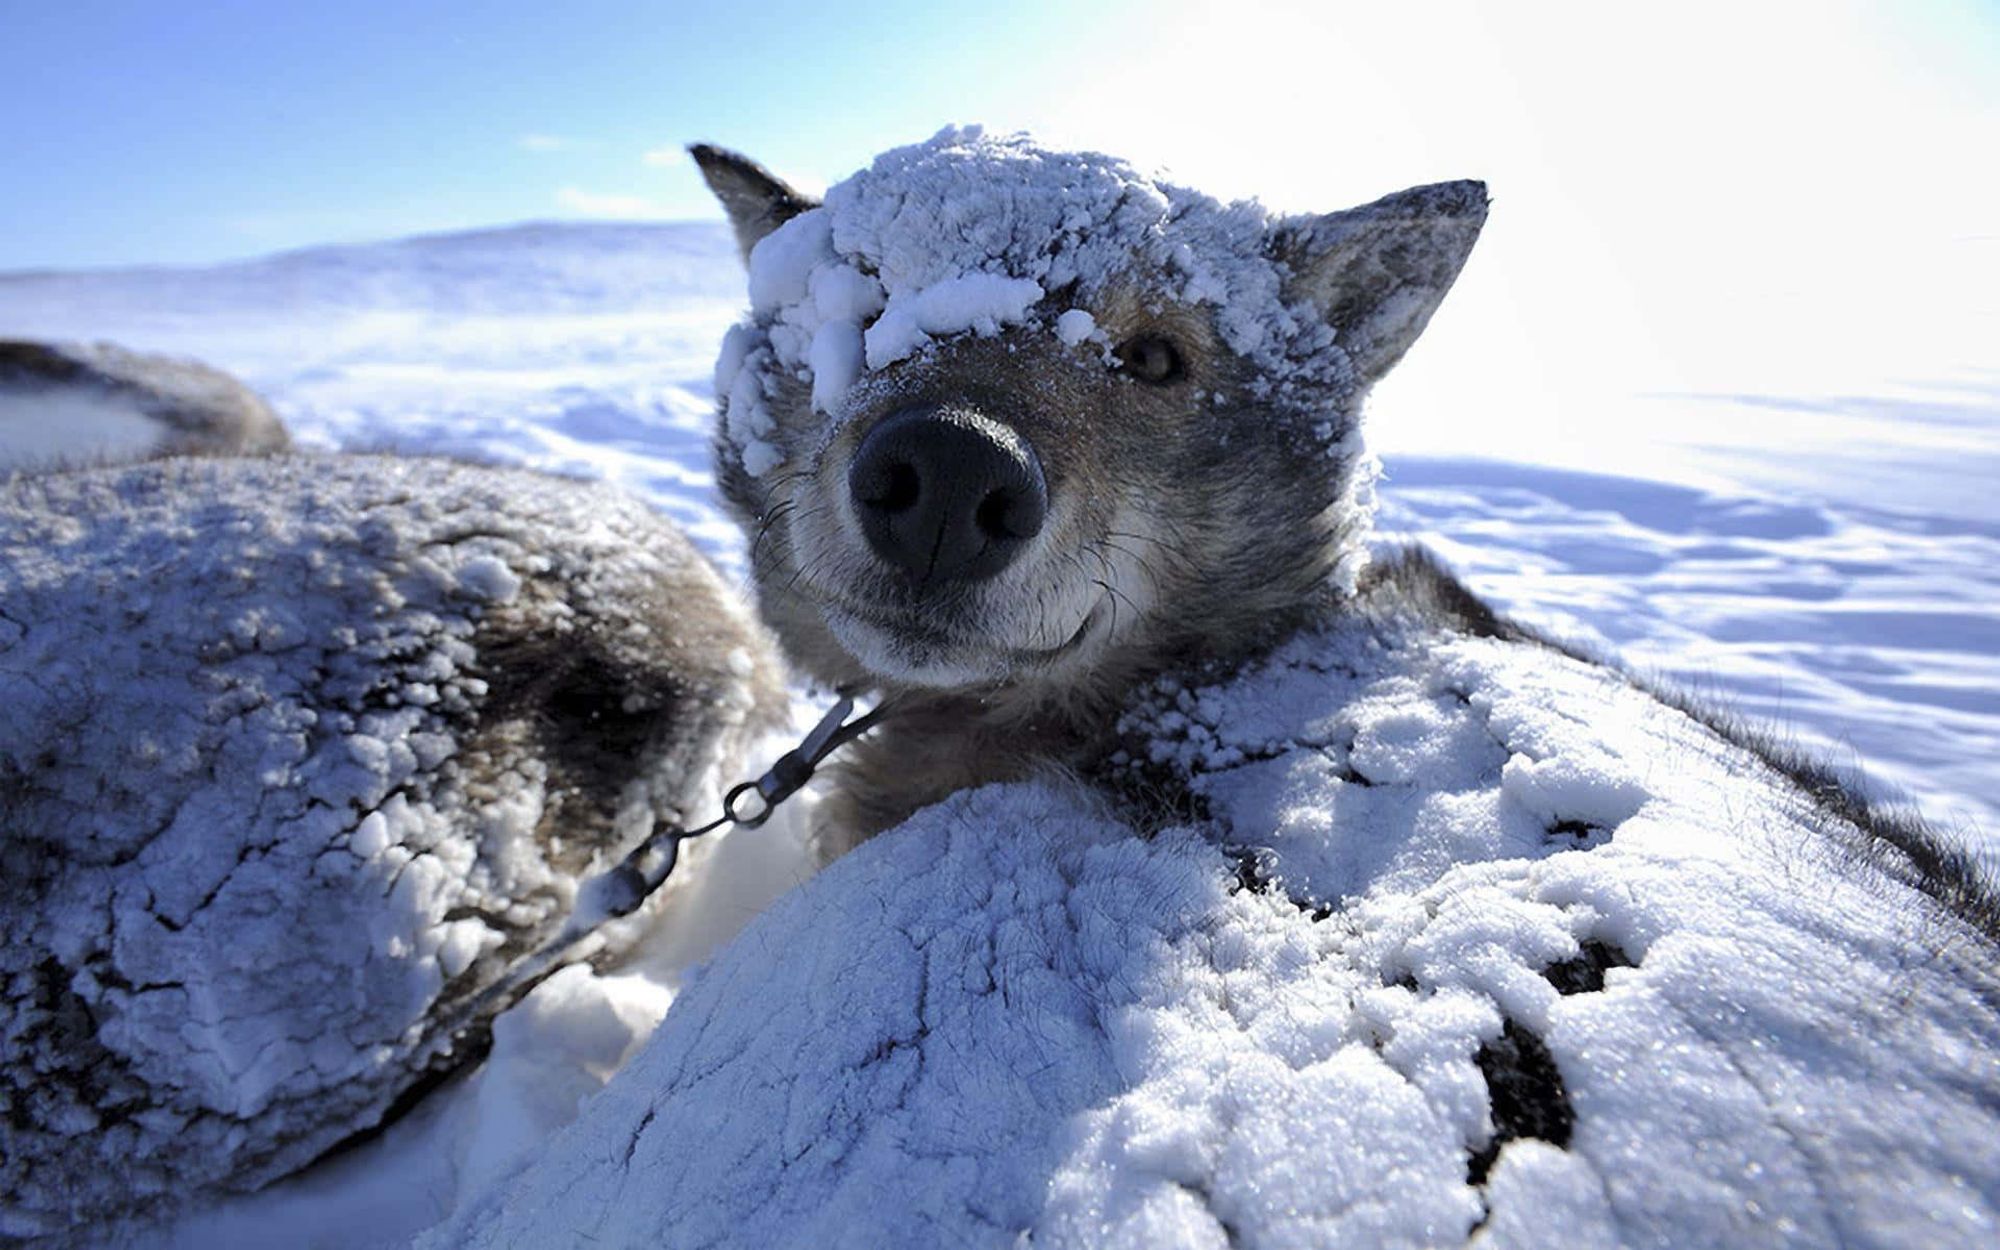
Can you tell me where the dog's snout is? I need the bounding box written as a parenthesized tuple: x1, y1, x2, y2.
(848, 406, 1047, 582)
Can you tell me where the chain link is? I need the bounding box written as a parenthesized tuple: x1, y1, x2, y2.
(445, 692, 890, 1046)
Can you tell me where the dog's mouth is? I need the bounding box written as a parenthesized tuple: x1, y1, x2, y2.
(770, 398, 1161, 691)
(821, 593, 1107, 688)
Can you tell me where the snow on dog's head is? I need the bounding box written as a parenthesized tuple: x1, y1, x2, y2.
(698, 127, 1486, 701)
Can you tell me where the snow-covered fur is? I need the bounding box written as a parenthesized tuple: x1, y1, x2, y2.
(0, 339, 290, 472)
(0, 454, 784, 1239)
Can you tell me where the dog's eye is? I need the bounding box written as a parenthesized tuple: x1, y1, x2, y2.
(1116, 334, 1185, 385)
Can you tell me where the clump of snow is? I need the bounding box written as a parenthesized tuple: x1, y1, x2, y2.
(714, 323, 783, 477)
(0, 453, 782, 1237)
(453, 553, 522, 603)
(423, 614, 2000, 1248)
(746, 211, 833, 315)
(863, 272, 1045, 369)
(714, 127, 1345, 480)
(807, 321, 862, 414)
(1054, 307, 1099, 347)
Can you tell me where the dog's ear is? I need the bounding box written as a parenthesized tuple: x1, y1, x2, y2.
(689, 144, 819, 265)
(1271, 180, 1488, 386)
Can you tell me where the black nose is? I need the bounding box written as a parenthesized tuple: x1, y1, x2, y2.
(847, 406, 1048, 583)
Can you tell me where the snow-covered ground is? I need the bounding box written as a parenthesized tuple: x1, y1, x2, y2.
(3, 218, 1995, 1244)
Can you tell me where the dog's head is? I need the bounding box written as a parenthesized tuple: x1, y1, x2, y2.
(696, 128, 1484, 711)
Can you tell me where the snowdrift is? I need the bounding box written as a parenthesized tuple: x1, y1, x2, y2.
(0, 454, 782, 1238)
(427, 614, 2000, 1249)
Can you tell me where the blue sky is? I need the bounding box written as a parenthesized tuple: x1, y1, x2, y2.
(0, 0, 1181, 269)
(2, 1, 1995, 417)
(4, 1, 1995, 275)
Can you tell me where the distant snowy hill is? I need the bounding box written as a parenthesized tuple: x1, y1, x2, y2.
(0, 220, 743, 317)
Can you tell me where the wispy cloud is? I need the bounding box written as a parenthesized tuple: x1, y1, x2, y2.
(518, 133, 571, 153)
(554, 186, 662, 218)
(640, 145, 686, 168)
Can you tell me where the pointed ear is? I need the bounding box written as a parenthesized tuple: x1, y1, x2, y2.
(689, 143, 819, 265)
(1271, 180, 1488, 386)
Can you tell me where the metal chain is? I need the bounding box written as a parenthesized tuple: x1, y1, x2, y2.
(594, 693, 886, 920)
(443, 692, 888, 1047)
